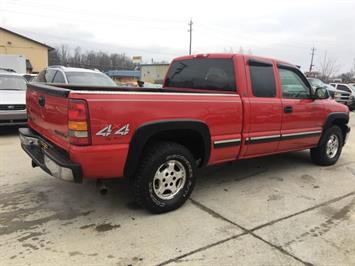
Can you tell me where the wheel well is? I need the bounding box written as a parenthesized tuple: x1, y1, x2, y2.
(331, 118, 348, 142)
(145, 129, 206, 165)
(123, 120, 211, 178)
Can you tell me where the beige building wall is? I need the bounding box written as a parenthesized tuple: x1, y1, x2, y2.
(140, 64, 169, 84)
(0, 28, 50, 73)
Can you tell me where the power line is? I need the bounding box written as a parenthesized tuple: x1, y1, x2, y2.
(309, 46, 316, 72)
(188, 19, 193, 55)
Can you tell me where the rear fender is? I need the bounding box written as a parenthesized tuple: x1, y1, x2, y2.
(124, 120, 211, 177)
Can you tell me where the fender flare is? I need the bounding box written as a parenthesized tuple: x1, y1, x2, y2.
(323, 112, 349, 130)
(124, 119, 211, 177)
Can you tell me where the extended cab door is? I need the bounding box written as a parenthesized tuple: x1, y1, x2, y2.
(242, 58, 282, 157)
(276, 64, 324, 151)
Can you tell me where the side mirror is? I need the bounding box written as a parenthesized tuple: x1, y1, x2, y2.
(314, 87, 329, 99)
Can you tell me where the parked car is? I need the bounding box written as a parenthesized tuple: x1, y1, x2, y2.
(0, 73, 27, 126)
(308, 78, 332, 96)
(307, 78, 350, 105)
(19, 53, 350, 213)
(329, 83, 355, 111)
(35, 66, 117, 86)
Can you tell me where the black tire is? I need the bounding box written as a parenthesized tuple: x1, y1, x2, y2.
(133, 141, 196, 213)
(310, 126, 343, 166)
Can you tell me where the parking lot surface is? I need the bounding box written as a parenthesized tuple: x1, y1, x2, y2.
(1, 113, 354, 265)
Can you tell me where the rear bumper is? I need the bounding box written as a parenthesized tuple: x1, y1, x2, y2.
(19, 128, 82, 183)
(0, 110, 27, 126)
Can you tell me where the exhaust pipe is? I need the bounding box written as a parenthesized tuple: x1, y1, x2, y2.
(96, 180, 108, 195)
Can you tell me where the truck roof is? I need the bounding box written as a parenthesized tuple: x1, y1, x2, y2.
(48, 66, 101, 73)
(173, 53, 295, 68)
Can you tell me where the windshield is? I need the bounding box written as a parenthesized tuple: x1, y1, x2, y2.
(66, 72, 116, 86)
(0, 76, 27, 90)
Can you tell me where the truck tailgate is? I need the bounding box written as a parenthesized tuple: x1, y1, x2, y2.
(26, 84, 71, 150)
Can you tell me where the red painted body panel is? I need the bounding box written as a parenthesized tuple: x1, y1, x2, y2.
(27, 89, 70, 150)
(25, 53, 349, 180)
(69, 91, 243, 175)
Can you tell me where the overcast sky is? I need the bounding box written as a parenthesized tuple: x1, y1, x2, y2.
(1, 0, 354, 72)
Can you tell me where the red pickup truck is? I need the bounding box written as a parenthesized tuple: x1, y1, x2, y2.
(19, 53, 351, 213)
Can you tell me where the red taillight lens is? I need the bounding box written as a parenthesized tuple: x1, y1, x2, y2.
(68, 99, 90, 145)
(69, 100, 87, 121)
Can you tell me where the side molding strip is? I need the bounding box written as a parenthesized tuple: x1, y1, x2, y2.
(244, 130, 322, 145)
(281, 130, 322, 141)
(213, 138, 241, 148)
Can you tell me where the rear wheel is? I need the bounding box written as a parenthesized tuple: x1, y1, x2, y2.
(310, 126, 343, 166)
(133, 142, 196, 213)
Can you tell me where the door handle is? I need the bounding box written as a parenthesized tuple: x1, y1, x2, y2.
(284, 106, 293, 113)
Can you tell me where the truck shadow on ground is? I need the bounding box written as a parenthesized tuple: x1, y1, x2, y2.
(196, 150, 313, 186)
(0, 125, 22, 136)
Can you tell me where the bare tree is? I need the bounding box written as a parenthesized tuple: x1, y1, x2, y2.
(59, 45, 70, 66)
(318, 52, 340, 83)
(48, 49, 60, 65)
(48, 45, 135, 71)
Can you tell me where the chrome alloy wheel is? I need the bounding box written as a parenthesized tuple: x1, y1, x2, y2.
(326, 134, 339, 159)
(152, 160, 186, 200)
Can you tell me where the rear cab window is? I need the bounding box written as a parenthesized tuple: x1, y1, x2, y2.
(66, 72, 116, 86)
(165, 58, 236, 92)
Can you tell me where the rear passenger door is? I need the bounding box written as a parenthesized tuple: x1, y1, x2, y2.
(277, 65, 324, 151)
(243, 59, 282, 157)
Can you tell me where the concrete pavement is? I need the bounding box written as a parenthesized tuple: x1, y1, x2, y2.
(0, 113, 354, 265)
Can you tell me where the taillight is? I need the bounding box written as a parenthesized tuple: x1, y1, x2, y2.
(68, 99, 90, 145)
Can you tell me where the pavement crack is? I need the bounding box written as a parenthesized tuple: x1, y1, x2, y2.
(189, 198, 313, 266)
(156, 233, 246, 266)
(251, 190, 355, 232)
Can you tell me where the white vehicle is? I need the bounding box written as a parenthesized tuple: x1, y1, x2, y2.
(0, 55, 26, 74)
(0, 72, 27, 126)
(330, 83, 355, 111)
(35, 66, 116, 86)
(308, 78, 350, 105)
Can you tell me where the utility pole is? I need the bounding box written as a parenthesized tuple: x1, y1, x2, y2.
(188, 19, 193, 55)
(309, 46, 316, 73)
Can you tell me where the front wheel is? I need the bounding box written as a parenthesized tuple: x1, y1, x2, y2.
(133, 142, 196, 213)
(310, 126, 343, 166)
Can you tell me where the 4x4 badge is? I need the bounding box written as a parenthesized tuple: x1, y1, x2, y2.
(96, 124, 130, 137)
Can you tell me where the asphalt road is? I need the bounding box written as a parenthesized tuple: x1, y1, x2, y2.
(0, 113, 354, 265)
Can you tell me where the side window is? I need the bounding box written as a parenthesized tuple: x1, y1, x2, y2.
(337, 85, 351, 93)
(36, 69, 56, 83)
(165, 58, 235, 91)
(44, 69, 57, 83)
(53, 71, 66, 83)
(249, 62, 276, 97)
(35, 70, 46, 82)
(278, 68, 311, 99)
